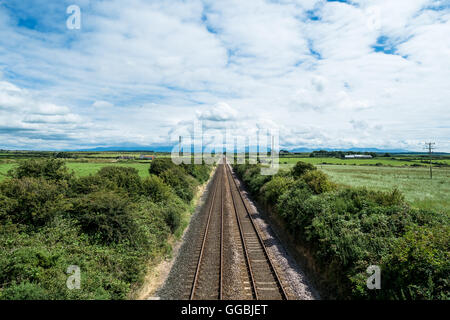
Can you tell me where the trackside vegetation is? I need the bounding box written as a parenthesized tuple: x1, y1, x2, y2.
(233, 161, 449, 300)
(0, 158, 212, 299)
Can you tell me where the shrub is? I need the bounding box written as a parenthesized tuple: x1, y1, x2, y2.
(233, 164, 250, 178)
(131, 200, 172, 249)
(0, 282, 49, 300)
(141, 174, 173, 203)
(277, 181, 314, 233)
(0, 219, 150, 300)
(292, 161, 316, 178)
(97, 166, 142, 195)
(381, 225, 450, 300)
(0, 194, 17, 222)
(302, 170, 335, 194)
(159, 167, 197, 202)
(336, 187, 405, 209)
(260, 176, 295, 205)
(181, 163, 211, 183)
(69, 175, 116, 195)
(70, 191, 138, 244)
(241, 165, 272, 195)
(0, 177, 69, 226)
(161, 197, 185, 232)
(231, 162, 448, 300)
(10, 159, 73, 182)
(0, 159, 198, 300)
(149, 158, 176, 176)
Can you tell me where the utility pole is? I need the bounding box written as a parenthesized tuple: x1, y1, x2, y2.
(425, 142, 435, 179)
(179, 136, 182, 156)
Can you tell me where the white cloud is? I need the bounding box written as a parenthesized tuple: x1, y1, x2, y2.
(92, 100, 114, 108)
(197, 102, 238, 121)
(0, 0, 448, 151)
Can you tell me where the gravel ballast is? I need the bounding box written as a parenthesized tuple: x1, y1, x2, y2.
(156, 164, 319, 300)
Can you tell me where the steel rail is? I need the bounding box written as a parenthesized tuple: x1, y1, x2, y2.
(224, 160, 258, 300)
(219, 164, 224, 300)
(189, 166, 222, 300)
(225, 159, 288, 300)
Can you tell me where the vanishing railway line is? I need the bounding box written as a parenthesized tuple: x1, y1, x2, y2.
(188, 160, 288, 300)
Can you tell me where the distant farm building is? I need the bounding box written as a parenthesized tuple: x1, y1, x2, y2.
(345, 154, 373, 159)
(140, 155, 155, 160)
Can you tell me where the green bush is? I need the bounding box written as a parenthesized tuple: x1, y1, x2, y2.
(0, 156, 202, 300)
(0, 282, 49, 300)
(0, 220, 138, 299)
(260, 175, 295, 205)
(0, 177, 69, 227)
(277, 181, 314, 234)
(240, 162, 448, 299)
(10, 159, 73, 182)
(160, 167, 197, 202)
(381, 225, 450, 300)
(69, 175, 116, 195)
(97, 166, 142, 195)
(0, 193, 17, 222)
(69, 191, 137, 244)
(161, 196, 186, 233)
(181, 163, 211, 183)
(240, 165, 272, 195)
(302, 170, 335, 194)
(141, 174, 173, 203)
(233, 163, 250, 178)
(149, 158, 176, 176)
(292, 161, 316, 178)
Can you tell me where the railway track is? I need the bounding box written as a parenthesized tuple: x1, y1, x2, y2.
(187, 161, 288, 300)
(189, 164, 224, 300)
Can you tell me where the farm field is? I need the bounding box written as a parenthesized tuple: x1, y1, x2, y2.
(65, 162, 151, 178)
(279, 157, 443, 166)
(0, 161, 151, 181)
(0, 163, 16, 181)
(318, 165, 450, 213)
(1, 154, 449, 213)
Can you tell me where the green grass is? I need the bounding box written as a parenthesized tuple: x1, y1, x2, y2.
(279, 157, 426, 166)
(0, 163, 16, 180)
(0, 161, 151, 181)
(316, 165, 450, 213)
(65, 162, 150, 178)
(410, 159, 450, 165)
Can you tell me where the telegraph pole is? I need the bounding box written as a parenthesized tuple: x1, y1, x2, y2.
(425, 142, 435, 179)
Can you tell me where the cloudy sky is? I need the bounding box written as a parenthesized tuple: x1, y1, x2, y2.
(0, 0, 449, 151)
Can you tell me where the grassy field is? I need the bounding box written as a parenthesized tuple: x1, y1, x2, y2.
(279, 157, 430, 166)
(0, 161, 151, 181)
(1, 154, 448, 213)
(0, 163, 16, 180)
(65, 162, 151, 178)
(278, 163, 449, 213)
(318, 165, 449, 213)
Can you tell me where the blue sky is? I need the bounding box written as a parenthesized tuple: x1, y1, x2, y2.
(0, 0, 449, 151)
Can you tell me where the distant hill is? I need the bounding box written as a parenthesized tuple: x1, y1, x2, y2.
(70, 145, 174, 152)
(287, 147, 412, 153)
(56, 145, 447, 154)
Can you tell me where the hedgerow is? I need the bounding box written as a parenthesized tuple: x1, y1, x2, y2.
(233, 161, 449, 299)
(0, 158, 212, 300)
